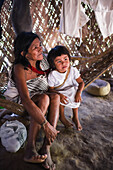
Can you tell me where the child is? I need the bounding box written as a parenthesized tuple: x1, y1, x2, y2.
(47, 45, 84, 131)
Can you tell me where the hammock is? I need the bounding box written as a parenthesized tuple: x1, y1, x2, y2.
(0, 0, 113, 118)
(71, 47, 113, 89)
(0, 47, 113, 118)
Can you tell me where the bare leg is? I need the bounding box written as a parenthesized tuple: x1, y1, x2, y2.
(72, 108, 82, 131)
(39, 93, 60, 170)
(24, 94, 49, 163)
(59, 105, 73, 127)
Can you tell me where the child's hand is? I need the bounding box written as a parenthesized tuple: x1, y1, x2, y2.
(75, 91, 82, 102)
(60, 94, 69, 104)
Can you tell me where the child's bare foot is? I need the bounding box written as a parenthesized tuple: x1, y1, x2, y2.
(72, 117, 82, 131)
(60, 116, 73, 128)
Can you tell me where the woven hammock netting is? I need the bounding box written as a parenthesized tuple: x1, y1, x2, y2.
(0, 0, 113, 93)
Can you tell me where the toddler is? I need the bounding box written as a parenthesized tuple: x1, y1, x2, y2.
(47, 45, 84, 131)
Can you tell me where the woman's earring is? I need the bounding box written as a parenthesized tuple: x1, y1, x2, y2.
(21, 51, 24, 56)
(21, 51, 27, 58)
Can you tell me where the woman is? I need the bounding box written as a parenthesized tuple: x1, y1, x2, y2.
(4, 32, 60, 169)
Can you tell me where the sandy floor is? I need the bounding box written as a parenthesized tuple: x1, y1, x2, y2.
(53, 90, 113, 170)
(0, 89, 113, 170)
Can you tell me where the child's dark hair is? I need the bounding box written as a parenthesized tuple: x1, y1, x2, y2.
(14, 31, 40, 68)
(47, 45, 71, 70)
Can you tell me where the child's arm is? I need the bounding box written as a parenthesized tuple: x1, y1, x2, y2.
(75, 76, 84, 102)
(48, 87, 69, 104)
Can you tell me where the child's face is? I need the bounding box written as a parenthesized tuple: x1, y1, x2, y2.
(54, 54, 70, 73)
(25, 38, 43, 61)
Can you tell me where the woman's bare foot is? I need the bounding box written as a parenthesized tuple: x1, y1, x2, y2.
(60, 116, 73, 128)
(72, 117, 82, 131)
(39, 146, 56, 170)
(42, 155, 56, 170)
(24, 147, 47, 163)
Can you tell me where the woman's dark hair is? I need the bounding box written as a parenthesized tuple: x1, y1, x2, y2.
(47, 45, 71, 70)
(14, 31, 40, 68)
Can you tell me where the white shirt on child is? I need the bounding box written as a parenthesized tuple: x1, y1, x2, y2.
(48, 66, 81, 108)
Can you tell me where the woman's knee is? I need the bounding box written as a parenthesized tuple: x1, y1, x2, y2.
(42, 94, 50, 105)
(32, 93, 49, 105)
(50, 93, 60, 102)
(34, 94, 50, 108)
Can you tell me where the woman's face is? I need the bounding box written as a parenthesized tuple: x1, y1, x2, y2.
(25, 38, 43, 62)
(54, 54, 70, 73)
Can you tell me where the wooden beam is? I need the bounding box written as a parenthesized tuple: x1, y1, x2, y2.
(0, 98, 25, 116)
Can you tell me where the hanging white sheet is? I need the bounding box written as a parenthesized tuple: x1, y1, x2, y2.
(82, 0, 113, 38)
(59, 0, 89, 40)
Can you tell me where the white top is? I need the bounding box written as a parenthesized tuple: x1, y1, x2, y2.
(48, 66, 81, 108)
(82, 0, 113, 38)
(59, 0, 89, 39)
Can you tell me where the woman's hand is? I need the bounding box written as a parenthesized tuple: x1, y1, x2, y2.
(48, 88, 68, 104)
(43, 121, 60, 144)
(60, 94, 69, 104)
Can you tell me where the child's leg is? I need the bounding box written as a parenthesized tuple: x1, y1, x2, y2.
(72, 108, 82, 131)
(60, 105, 73, 127)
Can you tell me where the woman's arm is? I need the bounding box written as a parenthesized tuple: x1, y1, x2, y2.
(14, 64, 46, 125)
(13, 64, 59, 143)
(48, 87, 68, 104)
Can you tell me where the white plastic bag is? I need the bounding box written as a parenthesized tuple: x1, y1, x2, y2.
(0, 120, 27, 152)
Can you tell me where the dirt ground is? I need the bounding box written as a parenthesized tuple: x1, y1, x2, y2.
(0, 87, 113, 170)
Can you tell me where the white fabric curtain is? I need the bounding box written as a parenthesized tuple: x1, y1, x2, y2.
(82, 0, 113, 38)
(59, 0, 89, 40)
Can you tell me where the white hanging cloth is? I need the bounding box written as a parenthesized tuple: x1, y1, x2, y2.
(59, 0, 89, 41)
(82, 0, 113, 38)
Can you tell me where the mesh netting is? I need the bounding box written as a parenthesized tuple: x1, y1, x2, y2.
(0, 0, 113, 92)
